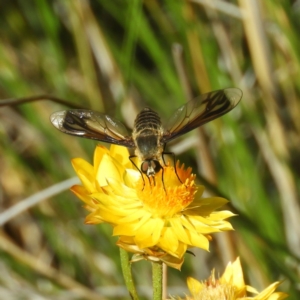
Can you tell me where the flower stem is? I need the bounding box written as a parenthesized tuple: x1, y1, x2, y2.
(152, 262, 163, 300)
(119, 248, 139, 300)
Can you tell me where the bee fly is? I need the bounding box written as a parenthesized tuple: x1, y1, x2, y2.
(50, 88, 242, 187)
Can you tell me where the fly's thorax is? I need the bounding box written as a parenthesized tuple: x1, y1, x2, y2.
(134, 134, 163, 160)
(132, 107, 164, 160)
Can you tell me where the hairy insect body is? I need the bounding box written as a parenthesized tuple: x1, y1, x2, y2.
(132, 108, 164, 176)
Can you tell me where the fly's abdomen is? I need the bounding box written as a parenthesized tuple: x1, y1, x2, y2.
(133, 107, 162, 135)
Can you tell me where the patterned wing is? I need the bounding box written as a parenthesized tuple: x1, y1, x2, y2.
(50, 109, 135, 147)
(162, 88, 242, 143)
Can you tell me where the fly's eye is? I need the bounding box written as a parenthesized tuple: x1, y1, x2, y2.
(152, 160, 162, 173)
(141, 161, 149, 174)
(141, 160, 162, 175)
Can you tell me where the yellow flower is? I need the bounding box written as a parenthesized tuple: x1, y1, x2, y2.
(71, 145, 234, 269)
(180, 257, 288, 299)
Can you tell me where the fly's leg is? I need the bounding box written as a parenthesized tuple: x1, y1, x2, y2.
(129, 155, 146, 190)
(162, 151, 183, 185)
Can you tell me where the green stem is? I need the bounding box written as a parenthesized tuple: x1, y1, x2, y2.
(119, 248, 139, 300)
(152, 262, 163, 300)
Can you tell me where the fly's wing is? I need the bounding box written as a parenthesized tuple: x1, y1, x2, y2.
(162, 88, 242, 143)
(50, 109, 135, 147)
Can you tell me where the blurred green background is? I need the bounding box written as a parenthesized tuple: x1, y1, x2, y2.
(0, 0, 299, 299)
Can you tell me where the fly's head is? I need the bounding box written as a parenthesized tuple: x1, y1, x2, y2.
(140, 159, 162, 177)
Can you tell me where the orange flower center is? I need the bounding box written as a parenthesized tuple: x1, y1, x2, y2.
(136, 162, 197, 218)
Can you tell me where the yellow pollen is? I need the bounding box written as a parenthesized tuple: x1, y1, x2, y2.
(136, 163, 197, 218)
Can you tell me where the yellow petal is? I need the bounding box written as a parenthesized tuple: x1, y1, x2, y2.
(180, 215, 199, 234)
(188, 217, 221, 233)
(187, 230, 209, 251)
(93, 145, 110, 171)
(114, 224, 137, 236)
(266, 292, 289, 300)
(187, 277, 204, 296)
(221, 257, 246, 290)
(124, 169, 140, 188)
(109, 144, 132, 168)
(158, 227, 179, 254)
(71, 158, 95, 192)
(209, 210, 236, 220)
(135, 218, 164, 248)
(169, 218, 191, 245)
(71, 185, 96, 207)
(159, 254, 184, 270)
(253, 282, 287, 299)
(187, 196, 228, 212)
(72, 157, 94, 176)
(118, 209, 146, 224)
(96, 154, 125, 186)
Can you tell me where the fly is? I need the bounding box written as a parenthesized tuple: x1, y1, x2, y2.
(50, 88, 242, 184)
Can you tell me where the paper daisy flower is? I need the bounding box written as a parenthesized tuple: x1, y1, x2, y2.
(180, 257, 288, 299)
(71, 144, 234, 269)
